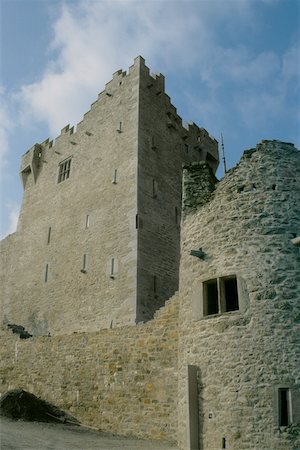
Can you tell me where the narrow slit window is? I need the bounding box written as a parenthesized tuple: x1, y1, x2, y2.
(152, 179, 157, 198)
(151, 136, 157, 150)
(45, 264, 49, 283)
(58, 158, 72, 183)
(110, 258, 115, 278)
(279, 388, 290, 426)
(136, 214, 139, 229)
(82, 254, 87, 272)
(112, 169, 118, 184)
(153, 275, 157, 296)
(47, 227, 51, 244)
(85, 215, 90, 229)
(117, 121, 122, 133)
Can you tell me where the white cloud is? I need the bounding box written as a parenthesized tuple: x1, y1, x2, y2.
(6, 203, 19, 235)
(17, 1, 210, 136)
(13, 0, 300, 144)
(0, 87, 14, 171)
(0, 203, 20, 239)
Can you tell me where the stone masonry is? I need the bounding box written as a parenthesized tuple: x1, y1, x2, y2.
(178, 140, 300, 450)
(0, 56, 218, 335)
(0, 56, 299, 450)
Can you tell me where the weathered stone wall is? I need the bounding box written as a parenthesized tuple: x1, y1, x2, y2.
(136, 60, 218, 322)
(0, 57, 218, 335)
(0, 59, 141, 335)
(0, 295, 179, 442)
(178, 141, 300, 449)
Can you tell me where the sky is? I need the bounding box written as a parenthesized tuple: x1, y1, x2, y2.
(0, 0, 299, 239)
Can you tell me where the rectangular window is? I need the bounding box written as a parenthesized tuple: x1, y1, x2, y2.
(85, 215, 90, 229)
(117, 121, 122, 133)
(279, 388, 290, 426)
(203, 275, 239, 317)
(221, 276, 239, 312)
(58, 158, 71, 183)
(47, 227, 51, 244)
(203, 279, 218, 316)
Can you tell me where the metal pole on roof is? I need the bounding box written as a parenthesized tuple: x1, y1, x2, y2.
(221, 133, 227, 175)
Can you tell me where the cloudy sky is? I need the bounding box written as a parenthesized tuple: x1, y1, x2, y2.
(0, 0, 299, 239)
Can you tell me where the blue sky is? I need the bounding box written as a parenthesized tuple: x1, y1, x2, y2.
(0, 0, 299, 239)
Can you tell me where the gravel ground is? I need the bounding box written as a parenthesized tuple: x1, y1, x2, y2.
(0, 417, 178, 450)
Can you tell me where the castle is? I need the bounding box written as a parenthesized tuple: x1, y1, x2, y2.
(0, 57, 299, 450)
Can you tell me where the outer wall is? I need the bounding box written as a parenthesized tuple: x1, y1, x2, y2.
(0, 295, 179, 442)
(178, 141, 300, 450)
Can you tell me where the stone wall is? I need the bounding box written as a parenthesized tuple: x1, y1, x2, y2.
(0, 56, 218, 335)
(0, 59, 141, 335)
(136, 60, 219, 322)
(0, 295, 179, 442)
(178, 141, 300, 450)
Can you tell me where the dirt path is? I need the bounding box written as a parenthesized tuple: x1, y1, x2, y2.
(0, 417, 178, 450)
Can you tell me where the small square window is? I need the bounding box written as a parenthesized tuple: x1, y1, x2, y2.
(58, 158, 72, 183)
(203, 275, 239, 317)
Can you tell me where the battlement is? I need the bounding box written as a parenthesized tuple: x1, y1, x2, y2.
(20, 57, 219, 191)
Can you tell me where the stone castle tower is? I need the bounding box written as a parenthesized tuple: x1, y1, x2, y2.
(1, 58, 299, 450)
(0, 56, 218, 335)
(178, 140, 300, 449)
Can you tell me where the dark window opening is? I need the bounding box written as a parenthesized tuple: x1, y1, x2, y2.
(203, 275, 239, 317)
(279, 388, 290, 426)
(45, 264, 48, 283)
(224, 277, 239, 312)
(58, 158, 71, 183)
(47, 227, 51, 244)
(204, 279, 218, 316)
(153, 275, 158, 297)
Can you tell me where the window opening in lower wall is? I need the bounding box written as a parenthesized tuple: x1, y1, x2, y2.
(203, 279, 218, 315)
(203, 275, 239, 317)
(222, 276, 239, 312)
(279, 388, 290, 426)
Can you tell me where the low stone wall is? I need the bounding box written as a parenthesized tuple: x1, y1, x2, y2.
(0, 295, 179, 443)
